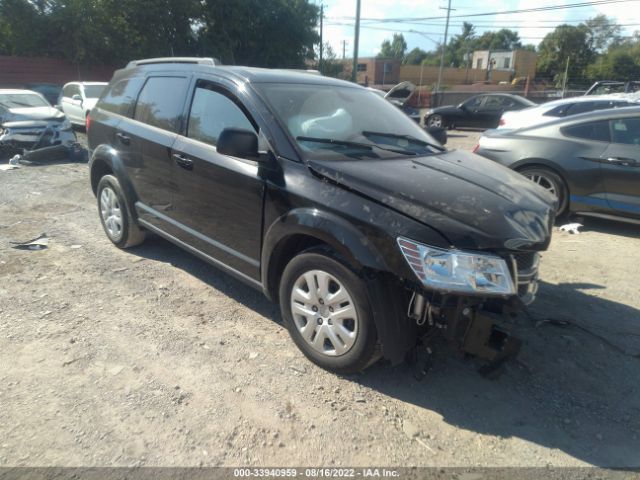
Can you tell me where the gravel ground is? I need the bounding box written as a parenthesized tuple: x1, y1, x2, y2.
(0, 130, 639, 468)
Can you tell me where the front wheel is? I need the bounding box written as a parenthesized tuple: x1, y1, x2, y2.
(279, 250, 379, 374)
(519, 167, 568, 216)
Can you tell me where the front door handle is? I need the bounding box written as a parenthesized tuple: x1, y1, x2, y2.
(173, 153, 194, 170)
(116, 132, 130, 145)
(606, 157, 639, 167)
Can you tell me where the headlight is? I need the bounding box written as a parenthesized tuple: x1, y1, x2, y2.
(58, 118, 72, 131)
(398, 237, 516, 295)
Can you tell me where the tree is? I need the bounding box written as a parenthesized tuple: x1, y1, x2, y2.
(584, 14, 621, 53)
(403, 47, 429, 65)
(447, 22, 476, 67)
(316, 42, 343, 77)
(537, 24, 595, 85)
(198, 0, 319, 67)
(378, 33, 407, 60)
(475, 29, 522, 51)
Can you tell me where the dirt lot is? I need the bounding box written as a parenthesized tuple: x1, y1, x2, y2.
(0, 130, 639, 468)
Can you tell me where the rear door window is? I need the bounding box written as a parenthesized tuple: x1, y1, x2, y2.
(134, 76, 189, 132)
(610, 117, 640, 145)
(565, 102, 595, 116)
(98, 77, 145, 117)
(562, 120, 611, 142)
(187, 83, 256, 146)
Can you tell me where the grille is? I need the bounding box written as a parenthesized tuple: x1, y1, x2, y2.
(512, 252, 537, 272)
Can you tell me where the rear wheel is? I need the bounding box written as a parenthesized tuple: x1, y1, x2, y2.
(426, 114, 444, 129)
(519, 166, 568, 216)
(279, 250, 379, 374)
(97, 174, 146, 248)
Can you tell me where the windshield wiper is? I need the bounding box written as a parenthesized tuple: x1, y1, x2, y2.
(296, 136, 417, 156)
(362, 131, 446, 151)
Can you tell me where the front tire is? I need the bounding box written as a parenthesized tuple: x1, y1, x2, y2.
(96, 174, 146, 248)
(279, 250, 379, 374)
(519, 166, 568, 216)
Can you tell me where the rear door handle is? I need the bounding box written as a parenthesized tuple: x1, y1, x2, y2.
(605, 157, 639, 167)
(173, 153, 193, 170)
(116, 132, 130, 145)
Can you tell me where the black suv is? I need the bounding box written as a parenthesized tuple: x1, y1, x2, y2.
(88, 58, 555, 374)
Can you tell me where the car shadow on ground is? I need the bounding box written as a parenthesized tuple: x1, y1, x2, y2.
(129, 236, 640, 467)
(563, 215, 640, 239)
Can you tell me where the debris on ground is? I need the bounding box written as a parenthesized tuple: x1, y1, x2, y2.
(559, 223, 583, 234)
(9, 232, 49, 250)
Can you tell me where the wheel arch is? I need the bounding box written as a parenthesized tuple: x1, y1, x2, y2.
(89, 146, 140, 220)
(261, 208, 389, 302)
(512, 159, 571, 213)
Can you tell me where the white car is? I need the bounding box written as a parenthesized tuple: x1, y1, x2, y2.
(59, 82, 107, 127)
(498, 95, 637, 130)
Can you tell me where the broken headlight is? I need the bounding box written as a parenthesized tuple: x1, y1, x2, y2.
(397, 237, 516, 295)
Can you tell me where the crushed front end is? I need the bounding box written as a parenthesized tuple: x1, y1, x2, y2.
(0, 118, 77, 162)
(396, 238, 542, 371)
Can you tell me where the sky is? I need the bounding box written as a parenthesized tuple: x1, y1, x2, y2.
(316, 0, 640, 58)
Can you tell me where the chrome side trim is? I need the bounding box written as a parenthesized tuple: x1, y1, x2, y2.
(136, 202, 260, 268)
(138, 218, 263, 291)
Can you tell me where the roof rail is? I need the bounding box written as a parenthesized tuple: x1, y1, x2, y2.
(126, 57, 221, 68)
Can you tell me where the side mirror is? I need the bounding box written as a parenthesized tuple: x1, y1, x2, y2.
(217, 128, 260, 160)
(72, 94, 82, 103)
(425, 126, 447, 145)
(458, 103, 467, 110)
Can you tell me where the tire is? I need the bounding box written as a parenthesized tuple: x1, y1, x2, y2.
(519, 166, 568, 216)
(96, 174, 146, 248)
(279, 249, 379, 374)
(426, 114, 444, 129)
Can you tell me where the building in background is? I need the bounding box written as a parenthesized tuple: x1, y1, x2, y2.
(342, 57, 401, 86)
(471, 50, 537, 80)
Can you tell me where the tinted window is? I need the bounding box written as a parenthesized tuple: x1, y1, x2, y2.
(187, 86, 255, 146)
(566, 102, 595, 116)
(563, 120, 610, 142)
(64, 84, 80, 97)
(483, 96, 508, 108)
(98, 77, 144, 117)
(83, 85, 106, 99)
(610, 117, 640, 145)
(544, 104, 570, 117)
(463, 96, 483, 108)
(133, 77, 188, 132)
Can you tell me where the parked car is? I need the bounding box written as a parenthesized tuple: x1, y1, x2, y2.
(475, 106, 640, 223)
(368, 82, 447, 144)
(498, 95, 636, 130)
(585, 80, 640, 96)
(0, 89, 75, 161)
(88, 58, 554, 373)
(23, 83, 62, 106)
(59, 81, 108, 126)
(424, 93, 535, 130)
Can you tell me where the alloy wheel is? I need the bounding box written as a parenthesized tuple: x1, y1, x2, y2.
(524, 172, 558, 198)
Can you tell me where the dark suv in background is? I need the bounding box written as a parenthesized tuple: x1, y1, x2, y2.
(88, 58, 555, 374)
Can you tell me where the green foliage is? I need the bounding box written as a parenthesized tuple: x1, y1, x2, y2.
(537, 24, 594, 83)
(475, 29, 522, 51)
(377, 33, 407, 60)
(403, 47, 429, 65)
(0, 0, 320, 68)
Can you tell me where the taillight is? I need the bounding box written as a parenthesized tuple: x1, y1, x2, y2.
(85, 113, 91, 131)
(499, 118, 506, 126)
(472, 144, 480, 153)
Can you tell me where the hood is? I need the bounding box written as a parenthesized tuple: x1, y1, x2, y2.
(385, 81, 416, 107)
(308, 149, 555, 252)
(2, 106, 65, 123)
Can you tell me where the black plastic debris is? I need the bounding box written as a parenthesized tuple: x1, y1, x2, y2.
(10, 233, 49, 250)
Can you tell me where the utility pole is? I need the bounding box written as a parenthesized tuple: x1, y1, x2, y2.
(436, 0, 454, 94)
(342, 40, 348, 60)
(562, 57, 570, 98)
(351, 0, 361, 83)
(319, 4, 323, 74)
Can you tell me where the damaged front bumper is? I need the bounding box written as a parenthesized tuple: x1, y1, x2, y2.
(0, 119, 77, 162)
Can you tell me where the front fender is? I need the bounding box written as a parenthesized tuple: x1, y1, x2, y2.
(262, 208, 390, 289)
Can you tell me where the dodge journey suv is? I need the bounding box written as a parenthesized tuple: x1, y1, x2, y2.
(88, 57, 555, 374)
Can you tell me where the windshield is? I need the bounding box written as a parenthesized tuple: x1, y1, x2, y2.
(83, 85, 106, 99)
(0, 93, 49, 109)
(255, 83, 443, 161)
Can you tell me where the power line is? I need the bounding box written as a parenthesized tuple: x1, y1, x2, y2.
(329, 0, 638, 23)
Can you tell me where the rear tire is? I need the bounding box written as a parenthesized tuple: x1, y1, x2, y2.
(96, 174, 146, 248)
(279, 249, 379, 374)
(519, 166, 568, 216)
